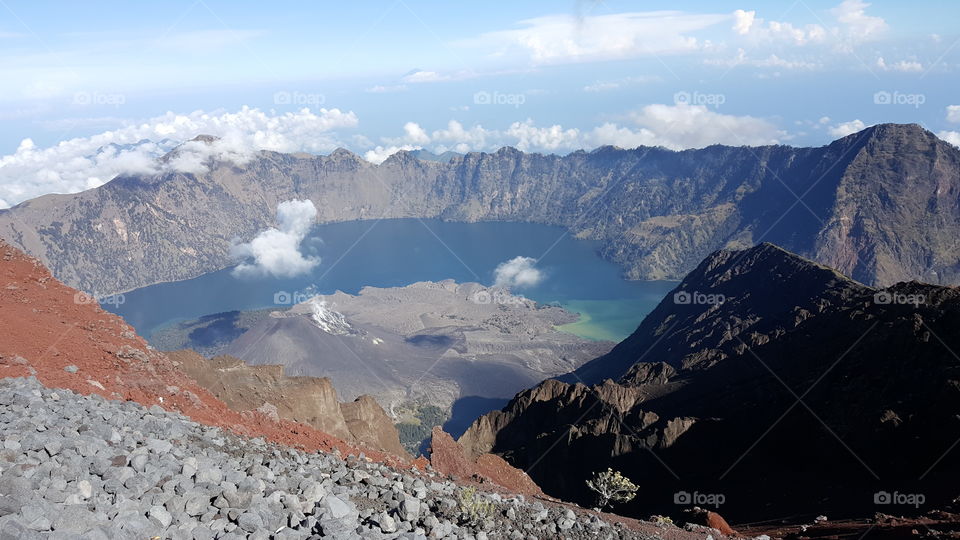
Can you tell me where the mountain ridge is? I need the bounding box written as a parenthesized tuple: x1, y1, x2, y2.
(1, 123, 957, 295)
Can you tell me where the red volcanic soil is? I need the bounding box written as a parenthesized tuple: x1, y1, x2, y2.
(428, 426, 545, 497)
(0, 240, 402, 466)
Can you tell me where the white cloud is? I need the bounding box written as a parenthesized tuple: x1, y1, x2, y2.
(506, 121, 581, 151)
(363, 144, 421, 164)
(231, 199, 320, 279)
(732, 10, 756, 35)
(830, 0, 887, 41)
(459, 11, 728, 64)
(606, 104, 786, 149)
(429, 120, 493, 153)
(401, 122, 431, 145)
(946, 105, 960, 124)
(365, 84, 407, 93)
(828, 119, 867, 138)
(733, 14, 827, 46)
(720, 0, 887, 69)
(401, 70, 450, 83)
(494, 256, 543, 288)
(582, 75, 661, 92)
(583, 81, 622, 93)
(0, 107, 358, 208)
(938, 131, 960, 147)
(733, 0, 885, 48)
(366, 104, 786, 163)
(875, 57, 923, 72)
(709, 49, 819, 70)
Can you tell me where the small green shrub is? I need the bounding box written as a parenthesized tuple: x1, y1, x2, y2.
(586, 468, 639, 509)
(457, 486, 496, 526)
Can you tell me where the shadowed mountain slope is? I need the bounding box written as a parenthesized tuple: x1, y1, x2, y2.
(459, 243, 960, 522)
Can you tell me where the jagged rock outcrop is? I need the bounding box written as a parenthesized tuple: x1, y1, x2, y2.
(459, 243, 960, 521)
(170, 351, 409, 458)
(340, 395, 408, 458)
(2, 124, 958, 294)
(428, 427, 544, 498)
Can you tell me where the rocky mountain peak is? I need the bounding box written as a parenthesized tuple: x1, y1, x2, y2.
(188, 134, 220, 144)
(570, 243, 866, 383)
(328, 147, 362, 161)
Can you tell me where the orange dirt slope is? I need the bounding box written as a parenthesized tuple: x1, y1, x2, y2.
(0, 240, 402, 466)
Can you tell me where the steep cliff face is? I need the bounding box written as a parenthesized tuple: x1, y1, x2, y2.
(1, 124, 957, 294)
(459, 244, 960, 521)
(810, 123, 960, 285)
(340, 395, 409, 458)
(170, 351, 409, 458)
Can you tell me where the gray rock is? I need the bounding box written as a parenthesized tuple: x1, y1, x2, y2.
(0, 377, 651, 540)
(148, 505, 173, 528)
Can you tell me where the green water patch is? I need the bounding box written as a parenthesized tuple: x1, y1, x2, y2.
(555, 292, 675, 343)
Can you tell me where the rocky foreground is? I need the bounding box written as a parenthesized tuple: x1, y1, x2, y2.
(0, 377, 730, 540)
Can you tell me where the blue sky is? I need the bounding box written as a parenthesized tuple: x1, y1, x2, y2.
(1, 0, 958, 206)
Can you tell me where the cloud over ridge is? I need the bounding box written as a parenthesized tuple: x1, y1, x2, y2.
(0, 107, 358, 208)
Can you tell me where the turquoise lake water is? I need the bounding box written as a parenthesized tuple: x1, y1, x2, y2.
(107, 219, 676, 342)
